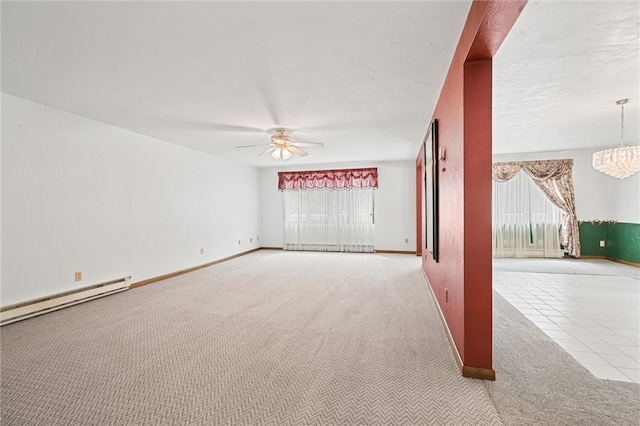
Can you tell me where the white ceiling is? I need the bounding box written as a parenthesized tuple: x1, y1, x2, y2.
(494, 0, 639, 156)
(2, 1, 638, 167)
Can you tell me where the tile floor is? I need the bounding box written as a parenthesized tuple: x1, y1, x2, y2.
(493, 258, 640, 383)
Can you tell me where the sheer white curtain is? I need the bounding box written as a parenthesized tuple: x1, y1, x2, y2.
(493, 170, 563, 258)
(283, 188, 374, 252)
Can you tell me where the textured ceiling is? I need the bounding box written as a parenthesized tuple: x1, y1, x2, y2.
(2, 1, 638, 167)
(493, 0, 639, 155)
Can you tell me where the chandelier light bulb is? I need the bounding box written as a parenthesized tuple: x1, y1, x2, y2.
(282, 148, 292, 160)
(271, 148, 281, 160)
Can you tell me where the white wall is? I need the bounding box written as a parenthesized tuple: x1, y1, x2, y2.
(493, 149, 640, 223)
(606, 169, 640, 224)
(1, 94, 261, 306)
(260, 161, 416, 251)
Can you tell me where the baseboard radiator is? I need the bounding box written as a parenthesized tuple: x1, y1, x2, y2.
(0, 277, 131, 326)
(284, 243, 375, 253)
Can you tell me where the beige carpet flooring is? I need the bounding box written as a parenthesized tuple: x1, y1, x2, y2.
(490, 258, 640, 425)
(490, 291, 640, 425)
(1, 251, 502, 425)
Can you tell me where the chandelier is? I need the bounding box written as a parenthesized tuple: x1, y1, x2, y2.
(592, 99, 640, 179)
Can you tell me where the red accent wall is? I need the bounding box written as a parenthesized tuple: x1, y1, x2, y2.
(417, 0, 527, 370)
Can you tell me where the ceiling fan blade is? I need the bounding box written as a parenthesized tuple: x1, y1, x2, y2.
(166, 119, 265, 133)
(291, 142, 324, 148)
(257, 146, 276, 156)
(236, 143, 273, 148)
(287, 146, 309, 157)
(208, 123, 265, 133)
(254, 75, 281, 128)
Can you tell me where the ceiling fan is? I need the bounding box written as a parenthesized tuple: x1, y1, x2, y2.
(236, 128, 324, 160)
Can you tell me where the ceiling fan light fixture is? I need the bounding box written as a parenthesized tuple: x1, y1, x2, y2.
(236, 128, 322, 161)
(271, 130, 290, 145)
(273, 137, 289, 144)
(592, 99, 640, 179)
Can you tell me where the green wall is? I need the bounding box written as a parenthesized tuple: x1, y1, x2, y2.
(579, 222, 608, 257)
(579, 222, 640, 264)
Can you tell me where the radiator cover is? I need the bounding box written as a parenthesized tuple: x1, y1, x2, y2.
(0, 277, 130, 326)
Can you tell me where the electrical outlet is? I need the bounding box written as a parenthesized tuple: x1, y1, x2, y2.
(404, 238, 409, 243)
(200, 248, 204, 254)
(599, 240, 605, 247)
(75, 272, 82, 281)
(238, 240, 241, 245)
(445, 289, 449, 303)
(250, 238, 253, 243)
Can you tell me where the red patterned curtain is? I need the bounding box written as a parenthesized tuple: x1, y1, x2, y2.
(278, 168, 378, 191)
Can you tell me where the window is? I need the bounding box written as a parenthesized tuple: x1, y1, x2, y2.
(492, 170, 563, 258)
(278, 168, 378, 253)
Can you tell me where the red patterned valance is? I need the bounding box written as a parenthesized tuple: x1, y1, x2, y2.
(278, 168, 378, 191)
